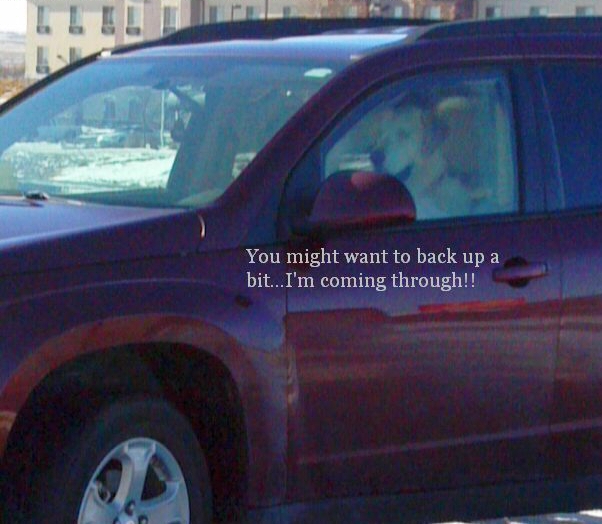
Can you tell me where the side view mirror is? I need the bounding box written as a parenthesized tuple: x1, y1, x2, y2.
(295, 171, 416, 235)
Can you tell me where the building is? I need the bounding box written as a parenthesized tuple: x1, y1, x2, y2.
(25, 0, 325, 78)
(26, 0, 116, 78)
(323, 0, 472, 21)
(475, 0, 602, 18)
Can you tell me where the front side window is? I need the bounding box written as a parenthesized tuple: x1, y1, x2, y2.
(0, 55, 343, 208)
(541, 63, 602, 210)
(321, 71, 518, 221)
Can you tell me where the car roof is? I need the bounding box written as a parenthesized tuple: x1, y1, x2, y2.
(125, 32, 418, 62)
(109, 16, 602, 62)
(109, 18, 431, 62)
(421, 15, 602, 39)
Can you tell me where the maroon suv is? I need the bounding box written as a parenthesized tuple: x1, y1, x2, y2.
(1, 16, 602, 524)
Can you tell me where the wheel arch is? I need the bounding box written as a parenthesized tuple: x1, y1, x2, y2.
(0, 316, 277, 520)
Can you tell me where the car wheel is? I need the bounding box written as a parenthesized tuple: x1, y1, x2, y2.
(17, 397, 212, 524)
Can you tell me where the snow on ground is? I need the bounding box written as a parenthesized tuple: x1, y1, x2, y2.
(3, 141, 175, 194)
(55, 152, 173, 188)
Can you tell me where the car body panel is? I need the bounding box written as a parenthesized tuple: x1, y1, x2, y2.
(550, 215, 602, 479)
(516, 35, 602, 480)
(286, 220, 561, 499)
(0, 245, 288, 504)
(0, 201, 200, 276)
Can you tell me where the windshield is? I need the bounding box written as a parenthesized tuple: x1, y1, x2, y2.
(0, 54, 342, 208)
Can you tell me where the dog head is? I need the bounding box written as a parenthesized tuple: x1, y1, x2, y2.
(372, 96, 448, 177)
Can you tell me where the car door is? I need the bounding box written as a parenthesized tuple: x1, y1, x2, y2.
(284, 66, 562, 500)
(536, 57, 602, 479)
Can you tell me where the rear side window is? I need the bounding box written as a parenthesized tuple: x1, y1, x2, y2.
(541, 63, 602, 210)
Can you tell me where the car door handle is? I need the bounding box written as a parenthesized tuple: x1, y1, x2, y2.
(492, 259, 548, 287)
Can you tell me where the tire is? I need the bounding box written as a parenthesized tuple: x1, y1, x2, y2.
(13, 397, 212, 524)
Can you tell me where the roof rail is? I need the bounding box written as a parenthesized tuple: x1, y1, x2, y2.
(162, 17, 433, 44)
(420, 16, 602, 40)
(112, 17, 434, 54)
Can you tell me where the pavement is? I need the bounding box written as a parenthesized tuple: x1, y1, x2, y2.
(441, 509, 602, 523)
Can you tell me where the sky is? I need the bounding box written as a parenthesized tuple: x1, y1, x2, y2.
(0, 0, 26, 33)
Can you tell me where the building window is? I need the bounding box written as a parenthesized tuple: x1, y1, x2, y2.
(36, 46, 49, 74)
(393, 5, 405, 17)
(209, 6, 225, 22)
(163, 6, 178, 35)
(126, 6, 142, 35)
(37, 6, 50, 34)
(69, 47, 82, 63)
(283, 6, 292, 17)
(246, 5, 256, 19)
(576, 5, 594, 15)
(102, 6, 115, 25)
(102, 6, 115, 34)
(70, 5, 82, 25)
(424, 5, 442, 18)
(529, 5, 549, 16)
(485, 5, 502, 18)
(69, 6, 83, 33)
(345, 5, 358, 17)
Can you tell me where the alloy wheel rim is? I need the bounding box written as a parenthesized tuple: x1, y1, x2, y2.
(77, 437, 190, 524)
